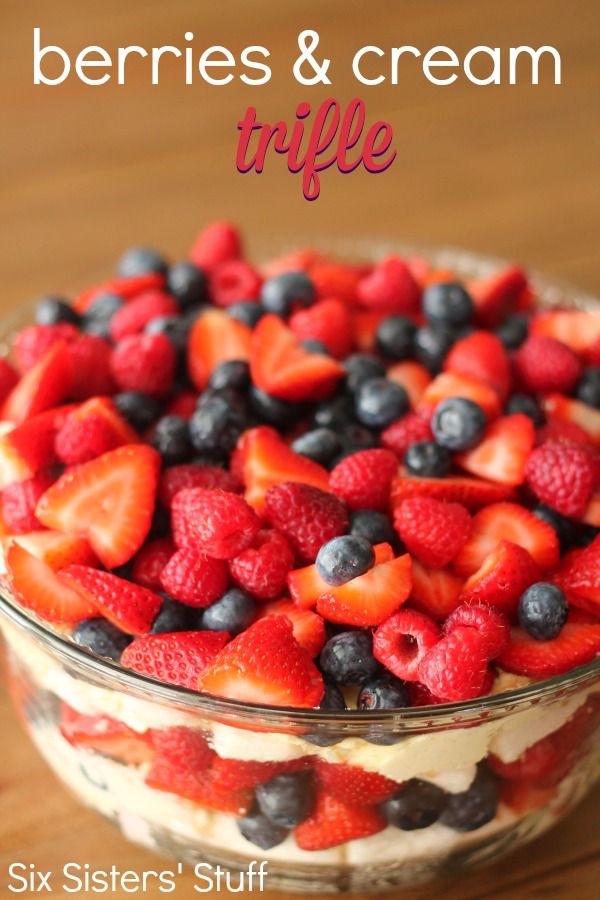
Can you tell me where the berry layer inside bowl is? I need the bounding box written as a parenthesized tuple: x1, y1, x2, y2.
(1, 223, 600, 857)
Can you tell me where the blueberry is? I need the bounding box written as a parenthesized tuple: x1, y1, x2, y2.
(166, 261, 207, 309)
(151, 415, 192, 465)
(151, 597, 199, 634)
(249, 386, 302, 428)
(228, 301, 265, 328)
(431, 397, 487, 450)
(355, 378, 409, 429)
(316, 536, 375, 586)
(117, 246, 168, 278)
(145, 315, 189, 353)
(495, 314, 529, 350)
(313, 395, 355, 430)
(35, 296, 79, 327)
(301, 338, 329, 354)
(201, 589, 256, 636)
(73, 618, 132, 661)
(114, 391, 163, 432)
(358, 675, 410, 710)
(82, 292, 124, 338)
(404, 441, 451, 478)
(291, 428, 340, 465)
(414, 324, 455, 373)
(261, 271, 315, 317)
(574, 523, 600, 548)
(319, 631, 380, 686)
(423, 282, 474, 327)
(349, 509, 397, 546)
(338, 424, 378, 454)
(209, 360, 250, 392)
(304, 683, 347, 747)
(256, 771, 315, 827)
(238, 807, 289, 849)
(380, 779, 447, 830)
(189, 395, 248, 456)
(532, 505, 577, 552)
(506, 393, 544, 426)
(343, 353, 386, 394)
(577, 368, 600, 409)
(375, 315, 416, 360)
(439, 765, 499, 832)
(518, 582, 568, 640)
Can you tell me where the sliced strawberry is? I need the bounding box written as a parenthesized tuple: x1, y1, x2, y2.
(530, 309, 600, 354)
(257, 599, 326, 657)
(552, 535, 600, 614)
(60, 704, 154, 764)
(295, 791, 385, 851)
(468, 265, 528, 327)
(352, 310, 389, 352)
(36, 445, 160, 568)
(583, 492, 600, 527)
(453, 502, 559, 576)
(210, 756, 310, 792)
(69, 396, 139, 445)
(500, 781, 556, 814)
(187, 309, 252, 391)
(121, 631, 230, 687)
(250, 315, 344, 402)
(146, 758, 253, 816)
(542, 394, 600, 446)
(410, 560, 464, 619)
(239, 426, 330, 514)
(386, 361, 432, 408)
(314, 759, 400, 806)
(288, 543, 394, 610)
(7, 543, 96, 624)
(459, 540, 540, 614)
(59, 565, 162, 635)
(498, 618, 600, 678)
(1, 530, 96, 570)
(418, 372, 502, 421)
(391, 473, 515, 511)
(456, 414, 535, 486)
(149, 726, 215, 771)
(73, 272, 164, 314)
(0, 407, 70, 489)
(199, 616, 324, 708)
(289, 297, 354, 359)
(316, 553, 412, 627)
(444, 331, 511, 400)
(2, 342, 73, 424)
(309, 260, 362, 305)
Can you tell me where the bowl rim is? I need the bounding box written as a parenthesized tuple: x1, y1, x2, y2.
(1, 239, 599, 729)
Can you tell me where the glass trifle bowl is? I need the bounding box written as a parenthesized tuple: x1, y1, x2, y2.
(1, 238, 600, 894)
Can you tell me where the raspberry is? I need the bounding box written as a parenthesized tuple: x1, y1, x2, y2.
(264, 482, 348, 563)
(393, 496, 471, 568)
(158, 464, 240, 508)
(329, 449, 398, 511)
(209, 259, 261, 308)
(444, 602, 510, 659)
(373, 608, 441, 681)
(289, 298, 354, 359)
(132, 538, 175, 591)
(55, 413, 120, 464)
(189, 221, 241, 271)
(109, 290, 178, 341)
(418, 627, 491, 701)
(2, 472, 54, 533)
(0, 358, 18, 403)
(229, 529, 294, 600)
(356, 256, 421, 314)
(514, 336, 582, 394)
(12, 323, 78, 371)
(310, 261, 361, 305)
(67, 334, 115, 399)
(171, 488, 260, 559)
(525, 441, 597, 518)
(381, 413, 433, 458)
(160, 547, 229, 607)
(110, 333, 176, 399)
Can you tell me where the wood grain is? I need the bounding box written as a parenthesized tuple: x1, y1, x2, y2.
(1, 0, 599, 897)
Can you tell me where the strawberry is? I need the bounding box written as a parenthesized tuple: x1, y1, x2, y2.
(264, 482, 348, 563)
(121, 631, 230, 688)
(171, 488, 260, 559)
(514, 336, 582, 394)
(381, 412, 433, 458)
(110, 333, 176, 399)
(2, 342, 73, 424)
(352, 310, 389, 352)
(583, 492, 600, 527)
(187, 309, 252, 391)
(386, 361, 432, 408)
(356, 256, 421, 315)
(373, 608, 440, 680)
(257, 599, 326, 657)
(310, 261, 361, 305)
(55, 412, 120, 465)
(158, 463, 240, 508)
(500, 781, 556, 814)
(229, 529, 294, 600)
(329, 449, 398, 511)
(250, 315, 344, 402)
(198, 616, 324, 708)
(289, 297, 354, 359)
(66, 334, 115, 400)
(542, 394, 600, 447)
(537, 418, 594, 448)
(498, 618, 600, 678)
(0, 407, 73, 489)
(444, 331, 511, 400)
(391, 473, 515, 510)
(314, 760, 400, 805)
(109, 290, 179, 341)
(0, 358, 18, 403)
(239, 426, 330, 514)
(316, 553, 412, 626)
(131, 538, 175, 591)
(160, 547, 229, 607)
(410, 561, 464, 619)
(262, 248, 320, 279)
(166, 391, 198, 421)
(1, 530, 96, 570)
(7, 543, 96, 624)
(552, 535, 600, 614)
(453, 502, 559, 576)
(2, 471, 54, 533)
(149, 726, 214, 772)
(36, 445, 160, 568)
(60, 704, 155, 765)
(59, 565, 163, 635)
(459, 540, 540, 614)
(73, 272, 164, 314)
(209, 259, 262, 308)
(189, 220, 242, 271)
(525, 440, 597, 518)
(418, 626, 491, 700)
(146, 758, 253, 816)
(468, 265, 528, 327)
(393, 497, 471, 569)
(418, 372, 502, 422)
(456, 414, 535, 486)
(210, 756, 310, 792)
(295, 791, 385, 850)
(12, 323, 78, 371)
(288, 543, 394, 610)
(68, 396, 139, 445)
(530, 309, 600, 354)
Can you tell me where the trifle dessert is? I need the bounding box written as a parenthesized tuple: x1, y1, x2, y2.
(0, 223, 600, 892)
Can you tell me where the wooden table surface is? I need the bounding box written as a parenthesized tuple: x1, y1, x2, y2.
(1, 0, 599, 897)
